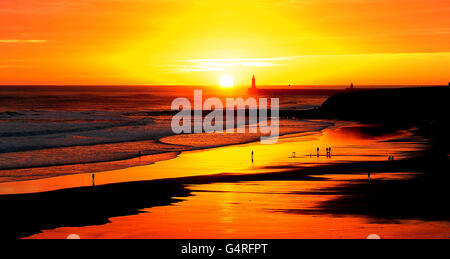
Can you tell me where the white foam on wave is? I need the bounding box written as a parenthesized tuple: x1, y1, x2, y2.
(0, 110, 332, 182)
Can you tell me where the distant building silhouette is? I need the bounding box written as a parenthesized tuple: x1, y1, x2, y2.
(345, 82, 355, 91)
(252, 75, 256, 89)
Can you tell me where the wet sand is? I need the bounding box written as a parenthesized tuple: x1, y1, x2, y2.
(1, 121, 449, 239)
(28, 177, 447, 239)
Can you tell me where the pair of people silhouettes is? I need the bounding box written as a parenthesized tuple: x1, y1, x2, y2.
(326, 147, 332, 157)
(316, 147, 332, 157)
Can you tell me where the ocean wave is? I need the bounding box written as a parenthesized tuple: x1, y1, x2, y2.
(0, 117, 332, 182)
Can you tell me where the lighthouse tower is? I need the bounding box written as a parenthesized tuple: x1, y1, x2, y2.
(248, 75, 258, 95)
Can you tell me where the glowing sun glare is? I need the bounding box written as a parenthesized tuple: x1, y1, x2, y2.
(219, 75, 234, 88)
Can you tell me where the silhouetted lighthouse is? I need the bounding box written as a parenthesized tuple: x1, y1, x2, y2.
(252, 75, 256, 89)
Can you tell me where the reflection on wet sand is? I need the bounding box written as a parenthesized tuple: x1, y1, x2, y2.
(2, 122, 449, 239)
(28, 174, 448, 239)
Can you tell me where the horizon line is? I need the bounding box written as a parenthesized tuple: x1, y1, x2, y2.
(0, 84, 448, 87)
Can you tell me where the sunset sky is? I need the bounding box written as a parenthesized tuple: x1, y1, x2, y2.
(1, 0, 449, 86)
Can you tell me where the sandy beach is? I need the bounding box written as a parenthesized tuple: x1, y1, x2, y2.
(1, 119, 448, 239)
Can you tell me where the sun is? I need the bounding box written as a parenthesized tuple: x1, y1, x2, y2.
(219, 75, 234, 88)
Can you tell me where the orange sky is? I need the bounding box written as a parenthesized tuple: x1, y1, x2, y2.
(1, 0, 449, 86)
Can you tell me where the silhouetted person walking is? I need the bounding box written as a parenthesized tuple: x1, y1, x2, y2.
(317, 147, 320, 157)
(92, 173, 95, 186)
(251, 150, 254, 163)
(329, 147, 332, 157)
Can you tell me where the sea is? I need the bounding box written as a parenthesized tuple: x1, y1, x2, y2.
(0, 85, 330, 182)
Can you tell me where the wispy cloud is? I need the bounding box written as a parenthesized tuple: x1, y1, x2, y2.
(163, 56, 295, 73)
(0, 39, 47, 43)
(184, 57, 296, 63)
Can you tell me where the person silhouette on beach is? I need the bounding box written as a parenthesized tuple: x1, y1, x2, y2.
(329, 147, 332, 157)
(251, 150, 254, 163)
(317, 147, 320, 157)
(92, 173, 95, 186)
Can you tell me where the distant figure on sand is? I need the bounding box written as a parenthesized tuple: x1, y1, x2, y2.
(317, 147, 320, 157)
(251, 150, 254, 163)
(292, 152, 296, 158)
(92, 173, 95, 186)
